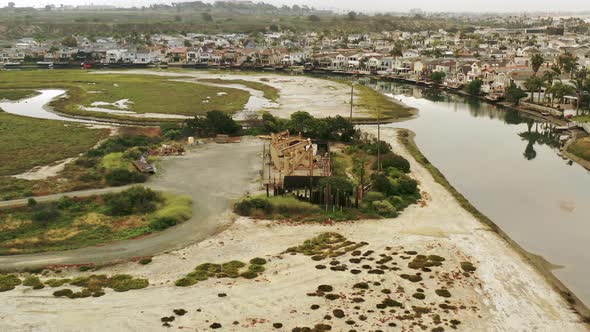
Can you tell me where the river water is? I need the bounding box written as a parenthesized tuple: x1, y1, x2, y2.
(368, 81, 590, 306)
(0, 89, 90, 123)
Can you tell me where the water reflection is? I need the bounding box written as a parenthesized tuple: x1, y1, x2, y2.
(365, 80, 561, 161)
(519, 122, 561, 161)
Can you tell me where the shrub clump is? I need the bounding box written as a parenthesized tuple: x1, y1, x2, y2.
(109, 274, 149, 292)
(139, 257, 152, 265)
(234, 195, 321, 218)
(435, 289, 452, 298)
(249, 257, 267, 265)
(105, 169, 147, 187)
(353, 282, 369, 290)
(408, 255, 444, 270)
(45, 279, 71, 287)
(332, 309, 345, 318)
(176, 258, 267, 286)
(0, 274, 22, 292)
(149, 217, 177, 231)
(104, 186, 161, 216)
(285, 232, 365, 259)
(22, 276, 44, 289)
(53, 289, 74, 298)
(460, 261, 477, 272)
(55, 274, 149, 298)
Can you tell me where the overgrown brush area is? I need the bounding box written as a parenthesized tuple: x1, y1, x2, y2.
(0, 133, 161, 201)
(235, 135, 420, 221)
(0, 186, 192, 254)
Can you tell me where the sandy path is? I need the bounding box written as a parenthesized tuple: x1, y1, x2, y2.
(0, 138, 262, 270)
(1, 128, 586, 331)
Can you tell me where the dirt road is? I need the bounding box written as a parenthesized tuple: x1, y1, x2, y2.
(0, 138, 262, 270)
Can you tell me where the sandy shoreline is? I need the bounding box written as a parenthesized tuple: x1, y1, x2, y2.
(1, 127, 587, 331)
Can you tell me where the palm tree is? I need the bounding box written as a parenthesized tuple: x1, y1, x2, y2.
(551, 81, 576, 106)
(524, 76, 544, 103)
(531, 53, 544, 76)
(570, 68, 588, 115)
(542, 70, 556, 105)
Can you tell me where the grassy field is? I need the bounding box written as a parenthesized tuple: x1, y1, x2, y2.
(567, 137, 590, 162)
(0, 89, 39, 101)
(198, 78, 280, 102)
(572, 115, 590, 123)
(0, 70, 250, 122)
(0, 111, 109, 177)
(0, 187, 192, 255)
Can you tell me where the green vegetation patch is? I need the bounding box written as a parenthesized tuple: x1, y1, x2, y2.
(573, 115, 590, 123)
(354, 83, 414, 120)
(0, 186, 192, 255)
(0, 274, 21, 292)
(567, 137, 590, 162)
(0, 89, 39, 101)
(51, 274, 148, 299)
(22, 276, 44, 289)
(0, 112, 109, 177)
(45, 278, 71, 287)
(285, 232, 367, 259)
(175, 257, 268, 287)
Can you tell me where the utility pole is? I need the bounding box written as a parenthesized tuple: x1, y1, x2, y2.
(350, 75, 354, 121)
(377, 105, 381, 172)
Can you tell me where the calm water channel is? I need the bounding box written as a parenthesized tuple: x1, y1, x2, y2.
(368, 81, 590, 306)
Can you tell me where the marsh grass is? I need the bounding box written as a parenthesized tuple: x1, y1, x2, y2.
(0, 89, 39, 101)
(567, 137, 590, 162)
(0, 70, 250, 123)
(0, 111, 109, 177)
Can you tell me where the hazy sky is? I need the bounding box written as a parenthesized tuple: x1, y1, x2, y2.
(2, 0, 590, 13)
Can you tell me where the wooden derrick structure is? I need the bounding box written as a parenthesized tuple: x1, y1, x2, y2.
(268, 130, 330, 179)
